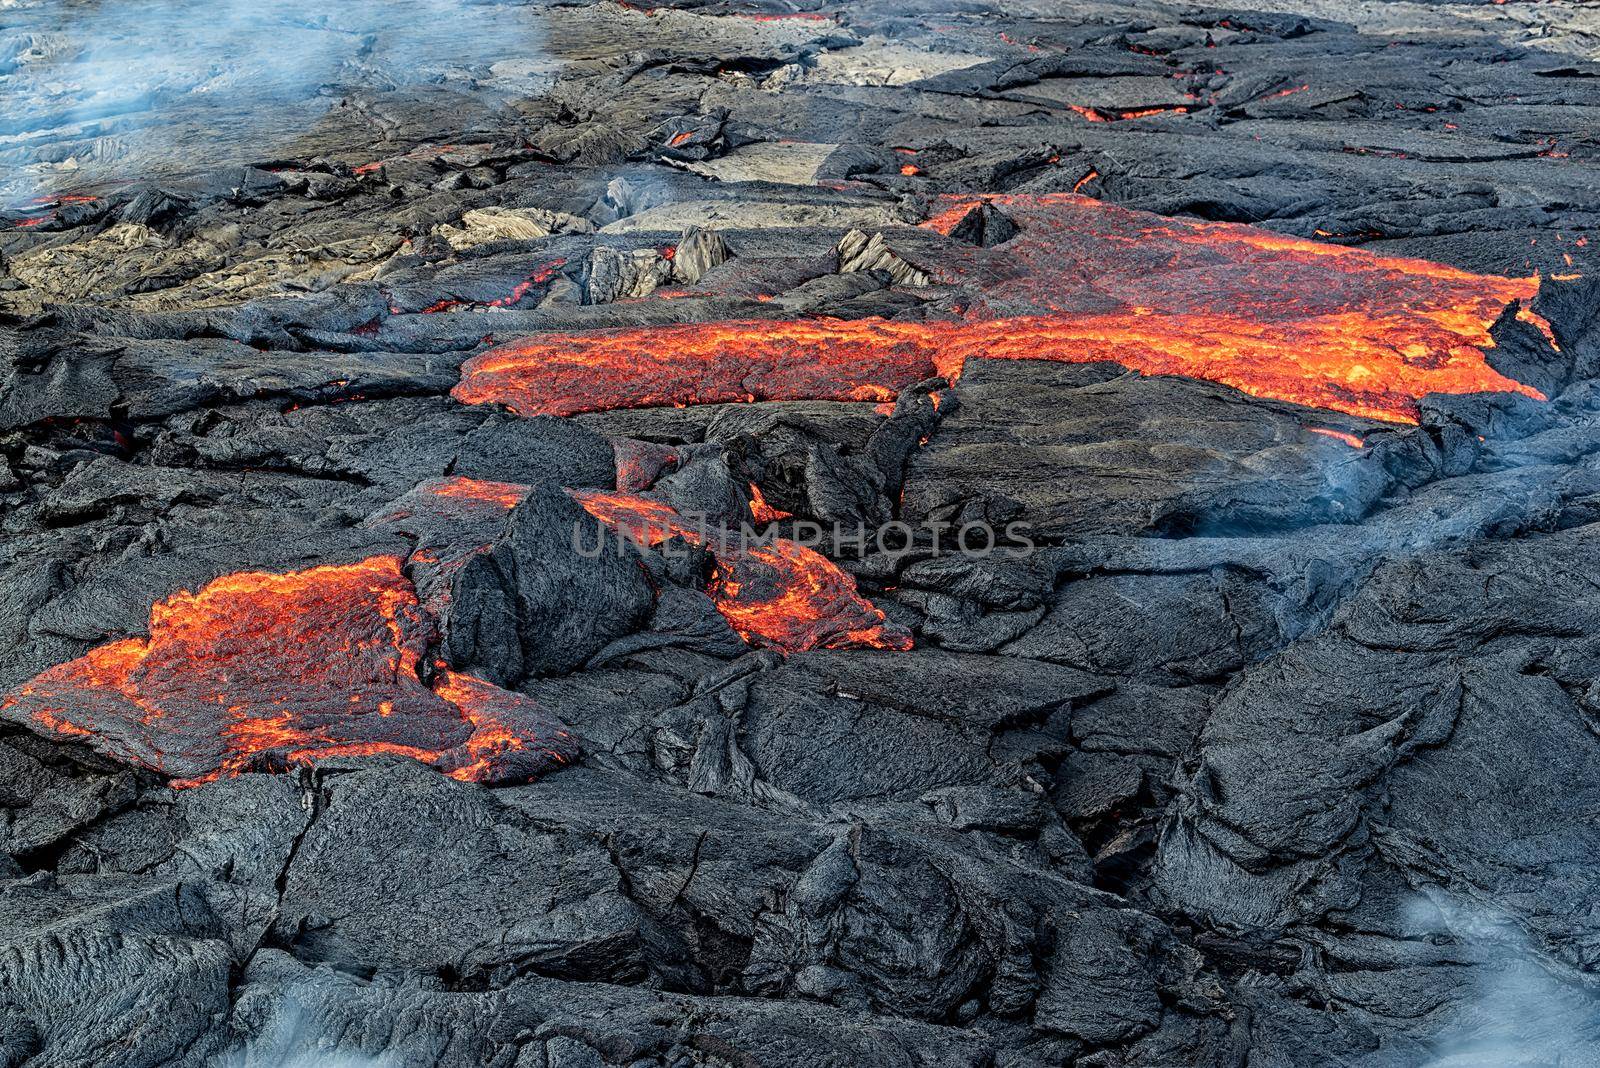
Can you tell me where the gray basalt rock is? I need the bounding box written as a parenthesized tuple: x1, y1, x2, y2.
(444, 482, 655, 684)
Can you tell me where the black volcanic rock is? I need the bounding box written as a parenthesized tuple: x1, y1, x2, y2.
(444, 482, 655, 684)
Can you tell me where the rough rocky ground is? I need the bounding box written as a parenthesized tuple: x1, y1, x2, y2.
(2, 1, 1600, 1065)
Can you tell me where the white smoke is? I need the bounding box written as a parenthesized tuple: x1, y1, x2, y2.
(214, 994, 393, 1068)
(3, 0, 550, 199)
(1407, 892, 1600, 1066)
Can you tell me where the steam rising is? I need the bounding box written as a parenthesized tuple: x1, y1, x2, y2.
(2, 0, 548, 199)
(217, 996, 391, 1068)
(1409, 893, 1600, 1066)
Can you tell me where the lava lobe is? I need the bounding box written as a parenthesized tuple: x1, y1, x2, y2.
(570, 488, 913, 653)
(0, 556, 576, 787)
(455, 193, 1548, 424)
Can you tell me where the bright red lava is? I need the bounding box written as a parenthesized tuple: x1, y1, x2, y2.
(455, 193, 1549, 425)
(0, 556, 576, 788)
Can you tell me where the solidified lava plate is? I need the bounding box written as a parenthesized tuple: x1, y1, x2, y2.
(0, 556, 577, 786)
(455, 194, 1548, 424)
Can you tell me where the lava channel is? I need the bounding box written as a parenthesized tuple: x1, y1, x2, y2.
(0, 556, 576, 788)
(455, 193, 1549, 424)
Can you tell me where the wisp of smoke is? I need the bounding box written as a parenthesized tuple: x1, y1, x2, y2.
(1407, 892, 1600, 1066)
(214, 994, 392, 1068)
(3, 0, 547, 199)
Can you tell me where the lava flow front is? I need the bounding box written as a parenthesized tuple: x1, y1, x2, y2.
(455, 194, 1547, 424)
(0, 556, 576, 787)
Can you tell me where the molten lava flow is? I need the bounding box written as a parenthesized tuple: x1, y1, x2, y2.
(927, 313, 1539, 425)
(453, 318, 948, 418)
(425, 476, 533, 510)
(0, 557, 576, 787)
(431, 672, 577, 783)
(1066, 104, 1189, 122)
(1307, 427, 1364, 448)
(707, 539, 913, 654)
(571, 489, 912, 654)
(456, 193, 1549, 424)
(9, 193, 100, 229)
(748, 483, 792, 524)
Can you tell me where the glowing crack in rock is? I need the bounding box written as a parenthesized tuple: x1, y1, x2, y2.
(0, 556, 576, 788)
(454, 194, 1548, 424)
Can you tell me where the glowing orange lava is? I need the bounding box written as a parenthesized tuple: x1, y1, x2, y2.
(570, 489, 912, 654)
(748, 483, 792, 523)
(9, 193, 99, 229)
(1066, 104, 1189, 123)
(456, 193, 1548, 424)
(454, 318, 947, 417)
(0, 557, 576, 787)
(1307, 427, 1364, 448)
(427, 476, 532, 510)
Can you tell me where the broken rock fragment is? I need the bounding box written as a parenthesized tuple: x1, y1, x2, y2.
(443, 481, 656, 684)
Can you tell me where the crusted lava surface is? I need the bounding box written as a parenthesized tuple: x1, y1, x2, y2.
(3, 1, 1600, 1066)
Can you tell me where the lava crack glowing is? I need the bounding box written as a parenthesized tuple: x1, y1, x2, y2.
(455, 194, 1548, 424)
(0, 557, 576, 787)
